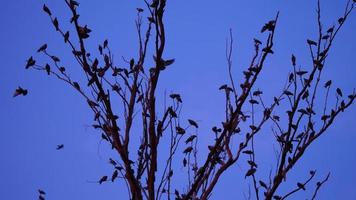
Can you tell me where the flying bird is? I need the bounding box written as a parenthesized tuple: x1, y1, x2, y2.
(13, 87, 28, 97)
(56, 144, 64, 150)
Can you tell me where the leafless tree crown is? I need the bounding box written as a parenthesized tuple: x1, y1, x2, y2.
(24, 0, 355, 199)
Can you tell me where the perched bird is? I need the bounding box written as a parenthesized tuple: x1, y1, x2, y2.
(37, 44, 47, 53)
(324, 80, 332, 88)
(13, 87, 28, 97)
(43, 4, 51, 16)
(188, 119, 198, 128)
(78, 25, 91, 39)
(56, 144, 64, 150)
(111, 170, 118, 182)
(45, 64, 51, 75)
(245, 168, 256, 178)
(261, 20, 275, 33)
(52, 18, 59, 31)
(183, 146, 193, 154)
(64, 31, 70, 43)
(99, 176, 108, 184)
(38, 189, 46, 195)
(336, 88, 343, 97)
(307, 39, 317, 46)
(70, 0, 79, 7)
(291, 54, 296, 66)
(176, 126, 185, 135)
(254, 38, 262, 45)
(185, 135, 197, 144)
(169, 93, 182, 103)
(25, 56, 36, 69)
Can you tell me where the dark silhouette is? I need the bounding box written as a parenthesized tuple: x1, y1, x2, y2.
(23, 0, 355, 199)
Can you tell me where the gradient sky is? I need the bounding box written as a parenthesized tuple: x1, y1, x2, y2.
(1, 0, 356, 199)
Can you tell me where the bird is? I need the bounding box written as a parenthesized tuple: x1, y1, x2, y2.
(188, 119, 198, 128)
(245, 168, 256, 178)
(37, 44, 47, 53)
(25, 56, 36, 69)
(38, 189, 46, 195)
(261, 20, 275, 33)
(183, 146, 193, 154)
(336, 88, 343, 97)
(185, 135, 197, 144)
(169, 93, 182, 103)
(324, 80, 332, 88)
(64, 31, 69, 43)
(45, 64, 50, 75)
(111, 170, 118, 182)
(52, 18, 59, 31)
(70, 0, 79, 7)
(56, 144, 64, 150)
(99, 176, 108, 184)
(307, 39, 317, 46)
(43, 4, 51, 16)
(291, 54, 296, 66)
(78, 25, 91, 39)
(13, 87, 28, 97)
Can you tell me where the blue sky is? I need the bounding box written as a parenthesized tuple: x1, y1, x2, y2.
(0, 0, 355, 199)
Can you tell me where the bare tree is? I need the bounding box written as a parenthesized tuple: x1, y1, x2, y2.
(22, 0, 355, 199)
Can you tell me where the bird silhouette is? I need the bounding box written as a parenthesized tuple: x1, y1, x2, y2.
(52, 18, 59, 31)
(78, 25, 91, 39)
(99, 176, 108, 184)
(336, 88, 343, 97)
(37, 44, 47, 53)
(245, 168, 256, 178)
(25, 56, 36, 69)
(183, 146, 193, 154)
(38, 189, 46, 195)
(185, 135, 197, 144)
(64, 31, 69, 43)
(43, 4, 51, 16)
(45, 64, 51, 75)
(261, 20, 275, 33)
(111, 170, 118, 182)
(13, 87, 28, 97)
(56, 144, 64, 150)
(69, 0, 79, 7)
(324, 80, 332, 88)
(188, 119, 198, 128)
(307, 39, 317, 46)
